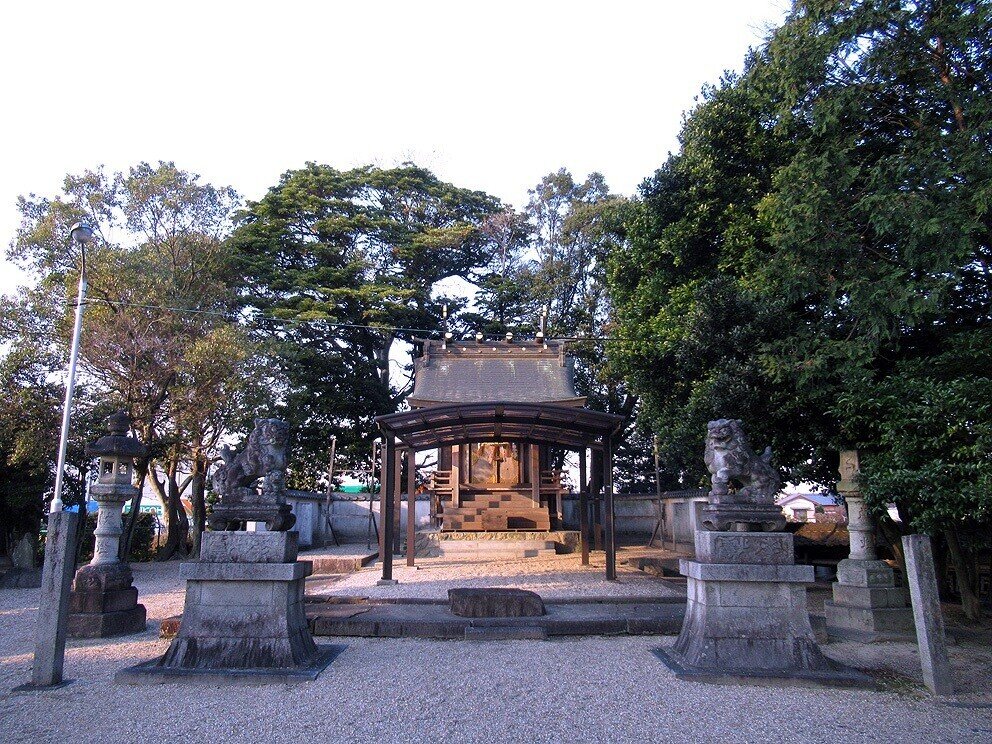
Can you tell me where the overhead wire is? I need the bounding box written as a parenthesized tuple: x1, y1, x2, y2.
(70, 297, 662, 347)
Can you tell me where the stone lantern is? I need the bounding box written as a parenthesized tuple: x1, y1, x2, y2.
(67, 410, 147, 638)
(824, 449, 914, 642)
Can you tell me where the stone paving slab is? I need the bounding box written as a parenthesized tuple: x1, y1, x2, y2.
(307, 599, 687, 639)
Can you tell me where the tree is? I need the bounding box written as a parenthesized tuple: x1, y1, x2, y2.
(228, 162, 504, 484)
(9, 162, 254, 559)
(609, 0, 992, 617)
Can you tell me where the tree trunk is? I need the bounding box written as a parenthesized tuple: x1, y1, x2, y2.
(877, 516, 907, 582)
(944, 526, 981, 622)
(156, 456, 190, 560)
(190, 453, 208, 559)
(119, 458, 148, 560)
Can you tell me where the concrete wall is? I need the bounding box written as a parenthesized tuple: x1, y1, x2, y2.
(284, 491, 431, 548)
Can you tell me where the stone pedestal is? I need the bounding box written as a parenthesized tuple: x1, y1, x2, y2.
(656, 531, 869, 686)
(824, 495, 914, 642)
(68, 562, 146, 638)
(118, 531, 336, 684)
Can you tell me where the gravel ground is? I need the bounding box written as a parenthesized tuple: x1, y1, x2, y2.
(2, 561, 991, 744)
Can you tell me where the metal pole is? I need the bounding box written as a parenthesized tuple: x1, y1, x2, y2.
(52, 238, 89, 513)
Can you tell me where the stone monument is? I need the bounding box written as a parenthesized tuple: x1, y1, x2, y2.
(67, 411, 147, 638)
(824, 450, 914, 642)
(656, 419, 868, 685)
(119, 418, 335, 684)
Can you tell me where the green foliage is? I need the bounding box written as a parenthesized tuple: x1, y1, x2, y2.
(839, 330, 992, 532)
(609, 0, 992, 525)
(227, 163, 503, 485)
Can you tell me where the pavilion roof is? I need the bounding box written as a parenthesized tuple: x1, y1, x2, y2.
(408, 338, 584, 408)
(376, 401, 625, 452)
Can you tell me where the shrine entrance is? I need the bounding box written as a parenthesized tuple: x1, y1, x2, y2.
(375, 400, 625, 581)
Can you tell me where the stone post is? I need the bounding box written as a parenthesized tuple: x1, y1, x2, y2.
(903, 534, 954, 696)
(23, 511, 79, 688)
(67, 411, 147, 638)
(824, 450, 914, 642)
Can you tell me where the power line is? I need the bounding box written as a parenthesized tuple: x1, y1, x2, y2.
(71, 297, 662, 346)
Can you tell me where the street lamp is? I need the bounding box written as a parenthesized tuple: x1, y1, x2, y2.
(51, 222, 94, 513)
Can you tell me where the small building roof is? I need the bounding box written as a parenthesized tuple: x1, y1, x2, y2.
(408, 338, 584, 408)
(777, 492, 838, 507)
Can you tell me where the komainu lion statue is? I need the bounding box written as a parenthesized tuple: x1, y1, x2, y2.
(701, 419, 785, 531)
(209, 418, 295, 531)
(704, 419, 781, 502)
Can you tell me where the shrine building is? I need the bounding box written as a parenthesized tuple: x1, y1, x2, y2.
(375, 335, 625, 581)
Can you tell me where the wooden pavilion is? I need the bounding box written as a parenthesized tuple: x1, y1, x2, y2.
(375, 337, 625, 581)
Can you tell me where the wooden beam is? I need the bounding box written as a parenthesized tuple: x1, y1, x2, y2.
(530, 444, 540, 509)
(605, 434, 616, 581)
(451, 444, 461, 509)
(406, 450, 416, 567)
(579, 448, 589, 566)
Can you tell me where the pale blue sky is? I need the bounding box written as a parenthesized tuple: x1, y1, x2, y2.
(0, 0, 789, 295)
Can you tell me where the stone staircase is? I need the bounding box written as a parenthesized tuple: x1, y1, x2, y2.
(440, 490, 551, 531)
(437, 536, 557, 561)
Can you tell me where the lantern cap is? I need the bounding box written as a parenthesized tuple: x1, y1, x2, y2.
(85, 410, 146, 458)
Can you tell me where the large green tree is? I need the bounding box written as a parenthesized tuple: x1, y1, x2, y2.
(7, 162, 261, 559)
(228, 163, 504, 484)
(610, 0, 992, 616)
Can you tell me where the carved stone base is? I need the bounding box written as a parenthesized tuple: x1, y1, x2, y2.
(824, 558, 914, 642)
(67, 562, 146, 638)
(700, 503, 787, 532)
(119, 531, 332, 684)
(208, 503, 295, 532)
(665, 531, 869, 687)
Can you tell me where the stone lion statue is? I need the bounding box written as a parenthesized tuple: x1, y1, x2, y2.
(704, 419, 781, 504)
(209, 418, 295, 531)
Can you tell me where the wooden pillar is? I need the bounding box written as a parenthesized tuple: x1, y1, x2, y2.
(591, 449, 603, 551)
(381, 437, 396, 582)
(578, 448, 589, 566)
(406, 450, 416, 567)
(377, 440, 386, 556)
(393, 446, 403, 553)
(451, 444, 461, 509)
(604, 434, 616, 581)
(530, 444, 540, 509)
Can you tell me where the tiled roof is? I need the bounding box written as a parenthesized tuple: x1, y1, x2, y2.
(409, 339, 583, 407)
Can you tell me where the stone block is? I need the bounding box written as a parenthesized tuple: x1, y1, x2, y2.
(68, 604, 146, 638)
(30, 511, 79, 688)
(695, 531, 794, 565)
(831, 583, 907, 609)
(180, 561, 311, 582)
(199, 531, 299, 564)
(68, 586, 138, 614)
(823, 601, 915, 640)
(836, 559, 896, 588)
(448, 588, 546, 618)
(903, 534, 954, 696)
(680, 560, 814, 584)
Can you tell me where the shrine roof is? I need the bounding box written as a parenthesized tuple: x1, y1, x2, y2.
(408, 338, 584, 408)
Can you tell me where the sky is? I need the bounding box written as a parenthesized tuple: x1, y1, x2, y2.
(0, 1, 789, 296)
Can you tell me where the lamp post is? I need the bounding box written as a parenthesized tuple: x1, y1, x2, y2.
(51, 222, 94, 513)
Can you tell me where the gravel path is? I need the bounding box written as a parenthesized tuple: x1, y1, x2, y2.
(314, 553, 686, 600)
(2, 561, 991, 743)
